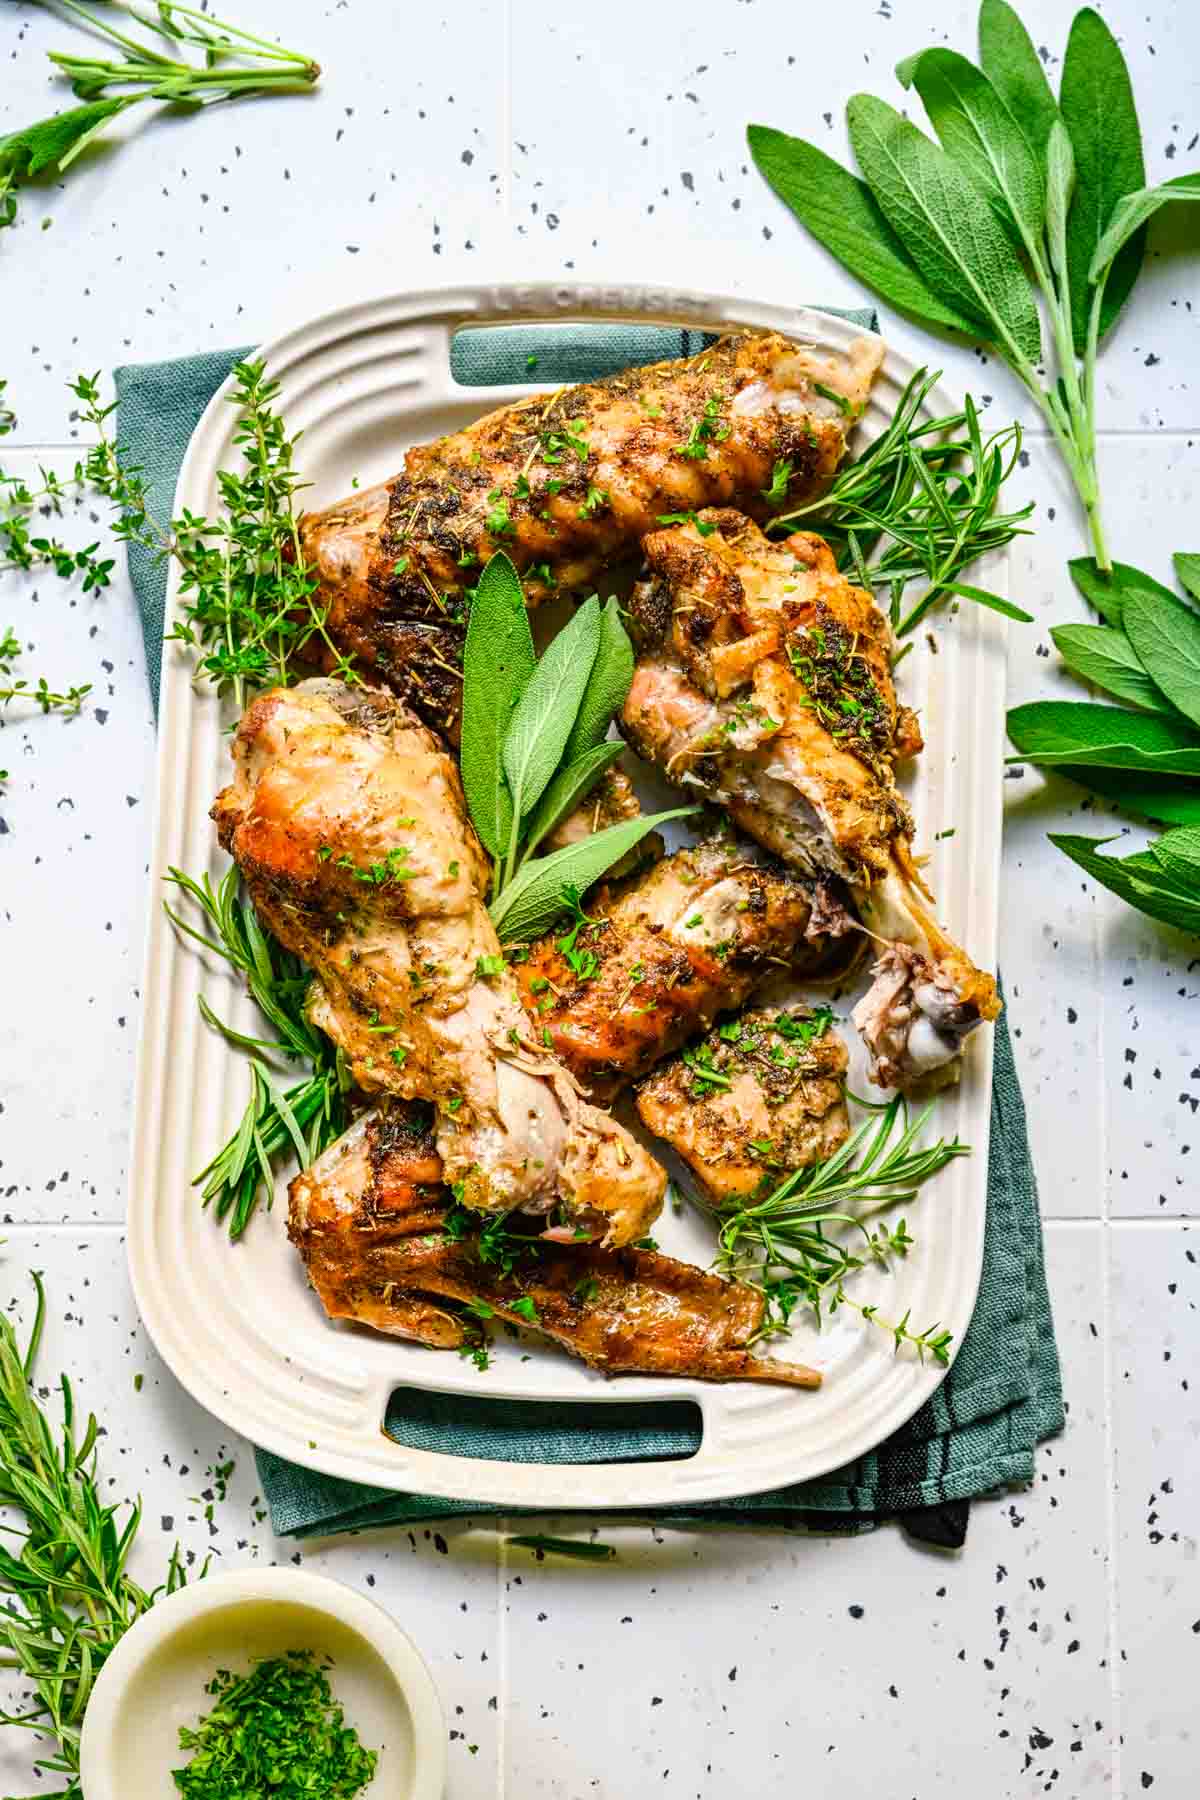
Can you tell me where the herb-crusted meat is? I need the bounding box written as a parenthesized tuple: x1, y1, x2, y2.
(621, 511, 1000, 1088)
(298, 331, 884, 735)
(212, 676, 665, 1246)
(289, 1102, 820, 1388)
(636, 1005, 850, 1204)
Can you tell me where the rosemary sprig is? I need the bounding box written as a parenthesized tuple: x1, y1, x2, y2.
(0, 1273, 192, 1798)
(708, 1095, 969, 1362)
(164, 865, 351, 1238)
(773, 367, 1034, 637)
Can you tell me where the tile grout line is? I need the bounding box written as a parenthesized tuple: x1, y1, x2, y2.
(1096, 899, 1123, 1800)
(495, 1528, 510, 1800)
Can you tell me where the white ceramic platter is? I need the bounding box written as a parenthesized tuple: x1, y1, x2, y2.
(127, 282, 1005, 1508)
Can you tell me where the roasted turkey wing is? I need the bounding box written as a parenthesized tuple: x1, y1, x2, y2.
(289, 1103, 820, 1388)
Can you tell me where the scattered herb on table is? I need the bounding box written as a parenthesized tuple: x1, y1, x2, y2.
(1007, 550, 1200, 935)
(164, 864, 352, 1237)
(1, 623, 91, 720)
(0, 1274, 192, 1799)
(173, 1651, 378, 1799)
(2, 3, 320, 238)
(775, 366, 1033, 636)
(749, 1, 1200, 570)
(460, 550, 693, 940)
(506, 1535, 616, 1561)
(704, 1096, 968, 1361)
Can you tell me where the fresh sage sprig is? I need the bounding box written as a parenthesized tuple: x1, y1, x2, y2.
(462, 551, 691, 939)
(749, 2, 1200, 571)
(773, 365, 1033, 635)
(1008, 551, 1200, 934)
(0, 1274, 192, 1798)
(705, 1096, 968, 1362)
(2, 3, 319, 236)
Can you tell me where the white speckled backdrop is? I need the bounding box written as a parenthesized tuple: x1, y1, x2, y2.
(1, 2, 1197, 1795)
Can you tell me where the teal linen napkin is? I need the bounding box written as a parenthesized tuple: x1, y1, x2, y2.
(115, 316, 1062, 1548)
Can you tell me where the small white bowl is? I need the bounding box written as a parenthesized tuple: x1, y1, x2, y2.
(78, 1567, 446, 1800)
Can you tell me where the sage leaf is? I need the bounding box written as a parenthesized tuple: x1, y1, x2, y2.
(1067, 556, 1178, 631)
(460, 551, 535, 859)
(945, 581, 1033, 623)
(489, 809, 695, 943)
(502, 597, 601, 824)
(746, 125, 979, 336)
(1049, 833, 1200, 936)
(1151, 825, 1200, 885)
(0, 99, 131, 179)
(1123, 589, 1200, 729)
(1060, 8, 1147, 352)
(1049, 623, 1173, 715)
(1173, 554, 1200, 604)
(1052, 768, 1200, 827)
(978, 0, 1060, 168)
(520, 740, 627, 861)
(563, 596, 634, 762)
(1007, 699, 1200, 776)
(1045, 120, 1075, 291)
(896, 48, 1045, 254)
(846, 93, 1042, 362)
(1089, 173, 1200, 284)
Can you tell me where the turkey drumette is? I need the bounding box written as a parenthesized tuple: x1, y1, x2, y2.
(298, 331, 884, 736)
(213, 677, 665, 1247)
(621, 511, 999, 1088)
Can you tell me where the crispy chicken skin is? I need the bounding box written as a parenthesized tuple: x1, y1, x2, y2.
(621, 511, 999, 1088)
(299, 331, 884, 734)
(289, 1104, 820, 1388)
(213, 677, 665, 1247)
(636, 1006, 850, 1205)
(514, 836, 854, 1102)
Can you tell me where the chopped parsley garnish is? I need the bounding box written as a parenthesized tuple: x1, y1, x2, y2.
(577, 484, 609, 520)
(172, 1651, 378, 1799)
(476, 954, 506, 980)
(572, 1277, 600, 1304)
(656, 510, 716, 536)
(509, 1295, 540, 1324)
(681, 1042, 732, 1098)
(761, 458, 794, 506)
(393, 555, 410, 575)
(673, 394, 729, 462)
(485, 490, 515, 537)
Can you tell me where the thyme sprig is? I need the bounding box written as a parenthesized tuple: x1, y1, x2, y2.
(0, 1274, 193, 1798)
(1, 625, 91, 720)
(164, 865, 351, 1239)
(773, 367, 1034, 637)
(707, 1095, 968, 1362)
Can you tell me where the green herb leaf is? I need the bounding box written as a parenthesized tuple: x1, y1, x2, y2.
(944, 580, 1033, 623)
(1044, 118, 1076, 291)
(978, 0, 1060, 167)
(1067, 556, 1179, 630)
(506, 1534, 615, 1560)
(1060, 7, 1147, 351)
(460, 551, 535, 859)
(0, 98, 131, 178)
(1151, 824, 1200, 885)
(502, 596, 601, 825)
(746, 124, 980, 336)
(1173, 554, 1200, 603)
(1007, 699, 1200, 775)
(489, 809, 695, 942)
(563, 595, 635, 761)
(1050, 767, 1200, 826)
(1089, 172, 1200, 283)
(520, 740, 627, 861)
(1123, 587, 1200, 729)
(846, 93, 1042, 362)
(1049, 833, 1200, 936)
(897, 48, 1045, 253)
(1050, 622, 1174, 715)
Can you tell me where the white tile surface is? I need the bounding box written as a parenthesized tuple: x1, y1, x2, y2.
(3, 1, 1200, 1795)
